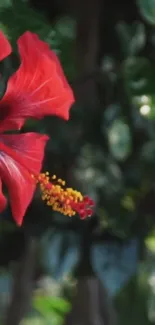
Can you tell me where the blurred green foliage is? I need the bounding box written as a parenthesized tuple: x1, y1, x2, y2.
(1, 0, 155, 324)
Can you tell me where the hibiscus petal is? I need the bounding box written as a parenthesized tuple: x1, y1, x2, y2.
(0, 178, 7, 213)
(25, 33, 73, 93)
(0, 31, 75, 132)
(0, 133, 49, 225)
(0, 132, 49, 173)
(0, 31, 12, 61)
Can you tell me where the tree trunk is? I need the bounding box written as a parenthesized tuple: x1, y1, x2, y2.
(64, 276, 117, 325)
(4, 236, 37, 325)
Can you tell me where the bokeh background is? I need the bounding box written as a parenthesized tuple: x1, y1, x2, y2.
(1, 0, 155, 324)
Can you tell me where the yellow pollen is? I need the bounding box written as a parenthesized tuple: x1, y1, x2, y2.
(33, 172, 81, 216)
(31, 172, 94, 219)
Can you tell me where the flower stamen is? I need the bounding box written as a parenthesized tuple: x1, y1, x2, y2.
(32, 172, 94, 219)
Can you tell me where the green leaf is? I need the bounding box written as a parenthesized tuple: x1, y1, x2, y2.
(123, 57, 150, 92)
(129, 23, 146, 56)
(108, 119, 132, 160)
(0, 0, 53, 46)
(141, 141, 155, 162)
(22, 317, 46, 325)
(55, 17, 76, 39)
(48, 297, 70, 313)
(137, 0, 155, 25)
(33, 295, 70, 318)
(116, 22, 145, 57)
(121, 195, 135, 211)
(33, 296, 53, 317)
(149, 95, 155, 118)
(145, 236, 155, 253)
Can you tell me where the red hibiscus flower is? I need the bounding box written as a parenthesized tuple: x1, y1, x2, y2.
(0, 31, 94, 226)
(0, 31, 75, 132)
(0, 31, 75, 226)
(0, 31, 12, 61)
(0, 133, 49, 226)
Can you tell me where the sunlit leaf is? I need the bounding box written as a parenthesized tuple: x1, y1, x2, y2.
(33, 296, 70, 316)
(145, 231, 155, 253)
(121, 195, 135, 211)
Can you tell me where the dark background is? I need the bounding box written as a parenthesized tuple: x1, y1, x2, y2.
(0, 0, 155, 324)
